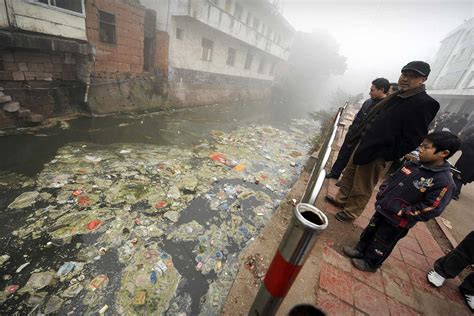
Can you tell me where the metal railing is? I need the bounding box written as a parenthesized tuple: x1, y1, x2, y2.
(249, 101, 350, 315)
(301, 101, 350, 205)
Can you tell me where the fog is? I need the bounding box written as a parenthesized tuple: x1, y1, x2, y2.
(280, 0, 473, 102)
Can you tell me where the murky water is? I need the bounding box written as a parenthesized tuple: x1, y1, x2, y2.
(0, 102, 319, 315)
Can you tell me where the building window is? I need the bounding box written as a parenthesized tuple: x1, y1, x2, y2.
(201, 38, 214, 62)
(176, 28, 184, 40)
(269, 63, 276, 75)
(245, 51, 253, 70)
(227, 48, 236, 66)
(246, 13, 252, 26)
(258, 57, 266, 74)
(253, 17, 260, 31)
(225, 0, 232, 12)
(32, 0, 84, 14)
(234, 3, 243, 20)
(99, 10, 116, 44)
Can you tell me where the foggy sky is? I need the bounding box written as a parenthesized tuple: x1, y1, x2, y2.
(281, 0, 473, 97)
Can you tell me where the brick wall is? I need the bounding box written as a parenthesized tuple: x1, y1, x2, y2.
(86, 0, 147, 78)
(155, 31, 169, 78)
(0, 50, 79, 82)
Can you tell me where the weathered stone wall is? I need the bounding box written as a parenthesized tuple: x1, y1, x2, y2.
(169, 68, 272, 107)
(0, 49, 88, 129)
(0, 50, 82, 82)
(87, 77, 169, 115)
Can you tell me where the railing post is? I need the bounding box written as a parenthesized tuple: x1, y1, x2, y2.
(249, 203, 328, 315)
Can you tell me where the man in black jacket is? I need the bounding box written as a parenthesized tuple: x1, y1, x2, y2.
(325, 61, 440, 222)
(326, 78, 390, 180)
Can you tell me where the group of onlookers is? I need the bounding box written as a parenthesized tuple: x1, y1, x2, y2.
(321, 60, 473, 312)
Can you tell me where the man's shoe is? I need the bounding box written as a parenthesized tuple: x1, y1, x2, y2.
(459, 286, 474, 312)
(335, 211, 355, 222)
(427, 270, 446, 287)
(324, 195, 344, 208)
(351, 258, 377, 273)
(325, 172, 339, 179)
(343, 246, 363, 258)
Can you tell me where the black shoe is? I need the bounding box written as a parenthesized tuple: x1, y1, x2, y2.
(325, 172, 340, 179)
(335, 211, 355, 222)
(453, 195, 460, 201)
(343, 246, 363, 258)
(351, 258, 377, 273)
(324, 195, 345, 208)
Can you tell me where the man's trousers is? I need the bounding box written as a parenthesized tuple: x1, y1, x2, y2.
(434, 231, 474, 295)
(334, 147, 390, 219)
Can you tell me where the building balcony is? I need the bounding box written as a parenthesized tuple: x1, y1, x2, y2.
(171, 0, 291, 61)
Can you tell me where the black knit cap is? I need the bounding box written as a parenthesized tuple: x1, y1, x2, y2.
(401, 61, 431, 77)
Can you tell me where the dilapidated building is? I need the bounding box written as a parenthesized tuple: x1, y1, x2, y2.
(84, 0, 168, 114)
(0, 0, 92, 128)
(427, 18, 474, 114)
(141, 0, 295, 106)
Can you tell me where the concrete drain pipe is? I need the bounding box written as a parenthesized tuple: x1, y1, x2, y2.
(249, 203, 328, 315)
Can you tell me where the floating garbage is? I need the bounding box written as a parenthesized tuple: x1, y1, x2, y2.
(21, 271, 56, 292)
(88, 274, 108, 291)
(15, 262, 30, 273)
(0, 254, 10, 267)
(0, 118, 319, 314)
(8, 191, 39, 209)
(57, 262, 76, 276)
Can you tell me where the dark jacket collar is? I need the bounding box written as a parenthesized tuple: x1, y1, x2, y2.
(414, 160, 452, 172)
(398, 84, 426, 99)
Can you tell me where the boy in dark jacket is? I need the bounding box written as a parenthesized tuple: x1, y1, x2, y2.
(342, 131, 461, 272)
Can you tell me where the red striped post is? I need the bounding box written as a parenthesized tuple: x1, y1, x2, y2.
(250, 203, 328, 315)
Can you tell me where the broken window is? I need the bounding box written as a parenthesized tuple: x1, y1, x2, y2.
(201, 38, 214, 62)
(244, 51, 253, 70)
(99, 10, 116, 45)
(33, 0, 84, 14)
(176, 28, 184, 40)
(226, 48, 236, 66)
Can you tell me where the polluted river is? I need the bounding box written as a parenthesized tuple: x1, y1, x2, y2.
(0, 102, 320, 315)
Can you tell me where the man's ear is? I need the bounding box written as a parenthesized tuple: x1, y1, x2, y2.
(440, 150, 450, 158)
(422, 77, 428, 83)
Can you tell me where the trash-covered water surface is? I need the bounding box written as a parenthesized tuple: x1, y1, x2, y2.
(0, 119, 318, 315)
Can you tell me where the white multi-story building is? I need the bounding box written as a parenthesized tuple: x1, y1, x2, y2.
(141, 0, 295, 106)
(427, 18, 474, 114)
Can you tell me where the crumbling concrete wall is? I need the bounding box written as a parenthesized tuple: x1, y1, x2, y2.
(87, 77, 169, 115)
(169, 68, 272, 107)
